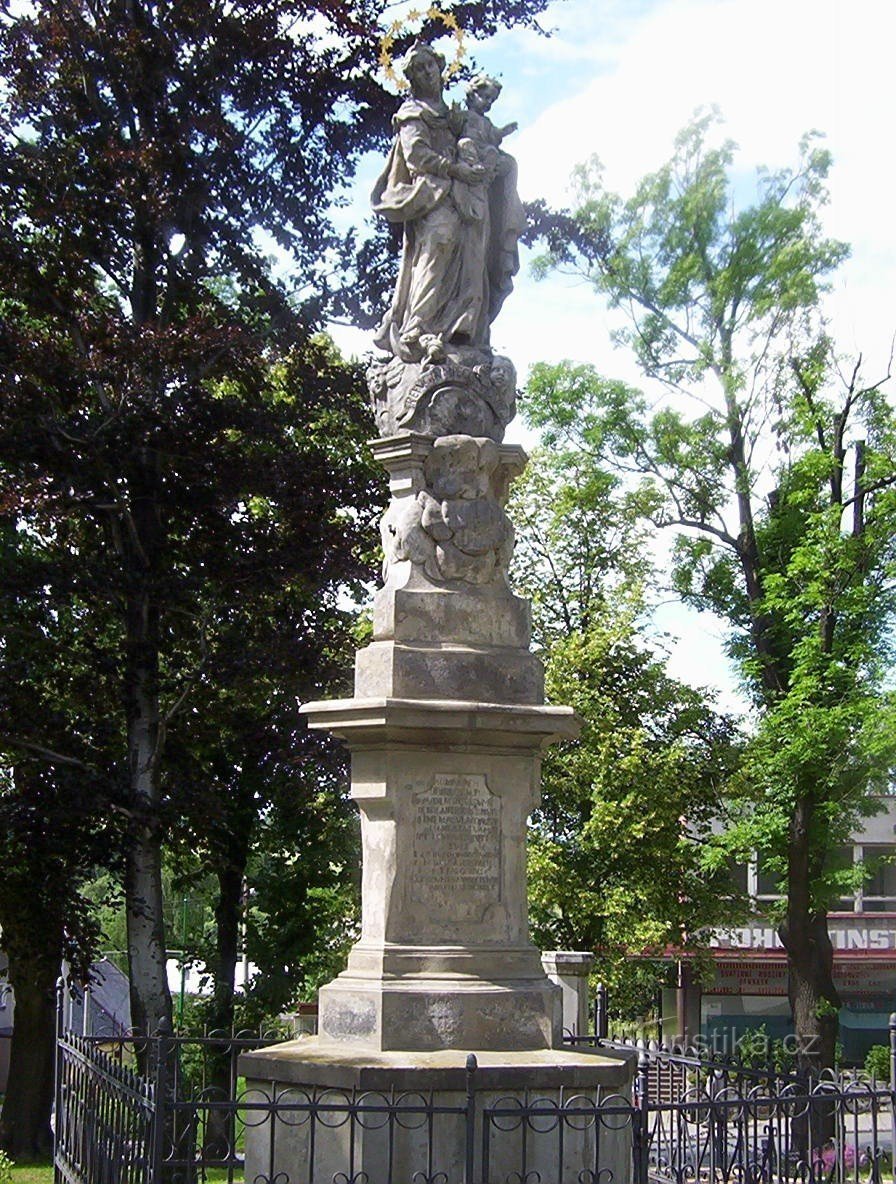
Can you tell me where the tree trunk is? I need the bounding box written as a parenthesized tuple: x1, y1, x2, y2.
(124, 591, 172, 1046)
(779, 796, 840, 1074)
(123, 450, 173, 1052)
(125, 828, 172, 1041)
(785, 914, 839, 1074)
(0, 955, 57, 1159)
(779, 796, 839, 1156)
(202, 857, 246, 1160)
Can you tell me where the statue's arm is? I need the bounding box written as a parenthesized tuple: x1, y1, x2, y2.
(399, 118, 454, 179)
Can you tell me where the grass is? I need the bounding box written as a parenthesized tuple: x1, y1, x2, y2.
(8, 1160, 53, 1184)
(8, 1163, 232, 1184)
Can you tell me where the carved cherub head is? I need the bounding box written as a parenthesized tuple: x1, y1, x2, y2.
(466, 74, 501, 114)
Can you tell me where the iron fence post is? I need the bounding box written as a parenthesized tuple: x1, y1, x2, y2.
(595, 982, 608, 1040)
(465, 1053, 478, 1184)
(634, 1041, 650, 1184)
(53, 977, 66, 1173)
(152, 1018, 173, 1183)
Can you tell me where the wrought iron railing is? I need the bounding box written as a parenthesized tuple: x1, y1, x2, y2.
(54, 1028, 161, 1184)
(53, 1014, 896, 1184)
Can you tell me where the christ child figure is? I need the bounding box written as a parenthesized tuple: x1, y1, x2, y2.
(462, 74, 518, 179)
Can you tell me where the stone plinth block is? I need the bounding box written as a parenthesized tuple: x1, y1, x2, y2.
(300, 698, 581, 1052)
(372, 584, 532, 648)
(354, 639, 544, 704)
(542, 951, 595, 1038)
(317, 969, 560, 1052)
(240, 1043, 636, 1184)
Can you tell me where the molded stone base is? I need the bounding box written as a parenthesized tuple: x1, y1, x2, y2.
(317, 968, 561, 1051)
(240, 1042, 636, 1184)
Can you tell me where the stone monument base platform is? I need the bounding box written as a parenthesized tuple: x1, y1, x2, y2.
(240, 1041, 636, 1184)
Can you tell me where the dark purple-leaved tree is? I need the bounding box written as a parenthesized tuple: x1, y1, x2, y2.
(0, 0, 553, 1156)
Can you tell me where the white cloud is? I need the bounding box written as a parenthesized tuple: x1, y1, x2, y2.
(508, 0, 896, 373)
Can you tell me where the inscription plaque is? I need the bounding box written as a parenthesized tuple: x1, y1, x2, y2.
(412, 774, 501, 921)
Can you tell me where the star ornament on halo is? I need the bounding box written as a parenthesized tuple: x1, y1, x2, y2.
(378, 5, 467, 92)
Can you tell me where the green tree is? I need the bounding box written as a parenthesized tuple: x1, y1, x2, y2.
(511, 445, 742, 1013)
(0, 0, 555, 1143)
(528, 113, 896, 1068)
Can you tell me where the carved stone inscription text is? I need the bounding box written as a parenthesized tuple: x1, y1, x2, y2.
(412, 774, 501, 920)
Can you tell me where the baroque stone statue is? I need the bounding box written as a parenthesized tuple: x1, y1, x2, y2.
(368, 43, 525, 588)
(240, 51, 611, 1184)
(369, 42, 523, 440)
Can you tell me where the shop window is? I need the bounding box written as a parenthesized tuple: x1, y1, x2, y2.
(727, 860, 749, 894)
(860, 845, 896, 912)
(755, 857, 782, 899)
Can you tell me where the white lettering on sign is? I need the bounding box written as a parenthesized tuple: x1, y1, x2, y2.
(715, 924, 896, 953)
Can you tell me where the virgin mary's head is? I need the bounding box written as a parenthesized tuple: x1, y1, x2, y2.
(402, 41, 445, 99)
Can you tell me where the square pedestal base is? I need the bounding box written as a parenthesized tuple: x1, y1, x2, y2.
(240, 1040, 636, 1184)
(317, 967, 561, 1050)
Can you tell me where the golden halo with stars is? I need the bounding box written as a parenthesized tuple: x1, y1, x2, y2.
(378, 6, 467, 92)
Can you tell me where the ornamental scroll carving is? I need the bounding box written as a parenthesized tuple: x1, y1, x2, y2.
(381, 436, 516, 586)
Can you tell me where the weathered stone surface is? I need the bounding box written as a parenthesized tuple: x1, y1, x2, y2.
(542, 950, 595, 1038)
(368, 348, 517, 441)
(241, 1046, 636, 1184)
(317, 975, 560, 1052)
(372, 584, 532, 647)
(297, 698, 580, 1052)
(241, 1041, 636, 1090)
(380, 434, 520, 588)
(354, 640, 544, 704)
(370, 46, 522, 374)
(300, 697, 580, 747)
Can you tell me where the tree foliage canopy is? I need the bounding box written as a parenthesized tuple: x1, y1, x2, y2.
(510, 444, 742, 1009)
(528, 112, 896, 1065)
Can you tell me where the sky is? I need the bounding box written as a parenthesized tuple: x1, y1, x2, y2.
(329, 0, 896, 714)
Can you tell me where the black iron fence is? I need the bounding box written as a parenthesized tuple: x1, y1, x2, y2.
(624, 1037, 896, 1184)
(55, 1028, 636, 1184)
(54, 1028, 161, 1184)
(54, 1011, 896, 1184)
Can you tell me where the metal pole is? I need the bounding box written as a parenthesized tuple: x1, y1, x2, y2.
(595, 982, 608, 1040)
(655, 987, 663, 1043)
(634, 1041, 650, 1184)
(153, 1016, 174, 1183)
(889, 1012, 896, 1180)
(464, 1054, 477, 1184)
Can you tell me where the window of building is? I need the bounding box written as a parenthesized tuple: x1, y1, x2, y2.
(860, 846, 896, 912)
(830, 845, 859, 912)
(727, 861, 749, 894)
(755, 857, 782, 900)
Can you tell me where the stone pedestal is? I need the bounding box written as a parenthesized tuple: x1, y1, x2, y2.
(542, 951, 595, 1038)
(305, 698, 577, 1052)
(241, 1044, 635, 1184)
(240, 426, 635, 1182)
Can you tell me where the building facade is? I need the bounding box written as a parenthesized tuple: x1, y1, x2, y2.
(672, 796, 896, 1064)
